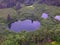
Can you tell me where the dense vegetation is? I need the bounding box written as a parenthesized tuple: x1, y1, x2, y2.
(0, 0, 60, 45)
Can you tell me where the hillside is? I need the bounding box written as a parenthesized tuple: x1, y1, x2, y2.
(0, 0, 60, 9)
(0, 0, 60, 45)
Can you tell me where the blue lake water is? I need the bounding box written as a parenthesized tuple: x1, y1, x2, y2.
(9, 19, 40, 32)
(41, 13, 48, 19)
(54, 15, 60, 21)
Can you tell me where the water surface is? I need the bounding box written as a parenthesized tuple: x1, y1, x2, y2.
(41, 13, 48, 19)
(54, 15, 60, 21)
(9, 19, 40, 32)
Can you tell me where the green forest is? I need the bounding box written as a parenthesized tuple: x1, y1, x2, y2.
(0, 2, 60, 45)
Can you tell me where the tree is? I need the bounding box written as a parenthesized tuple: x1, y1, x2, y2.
(7, 14, 11, 22)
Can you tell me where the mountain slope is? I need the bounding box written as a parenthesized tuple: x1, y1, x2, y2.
(0, 0, 60, 9)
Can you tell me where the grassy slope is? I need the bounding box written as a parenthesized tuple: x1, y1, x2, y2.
(0, 8, 17, 19)
(0, 4, 60, 45)
(0, 4, 60, 18)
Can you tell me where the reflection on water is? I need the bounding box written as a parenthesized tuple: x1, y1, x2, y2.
(9, 19, 40, 32)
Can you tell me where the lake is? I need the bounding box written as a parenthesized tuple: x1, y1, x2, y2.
(9, 19, 40, 32)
